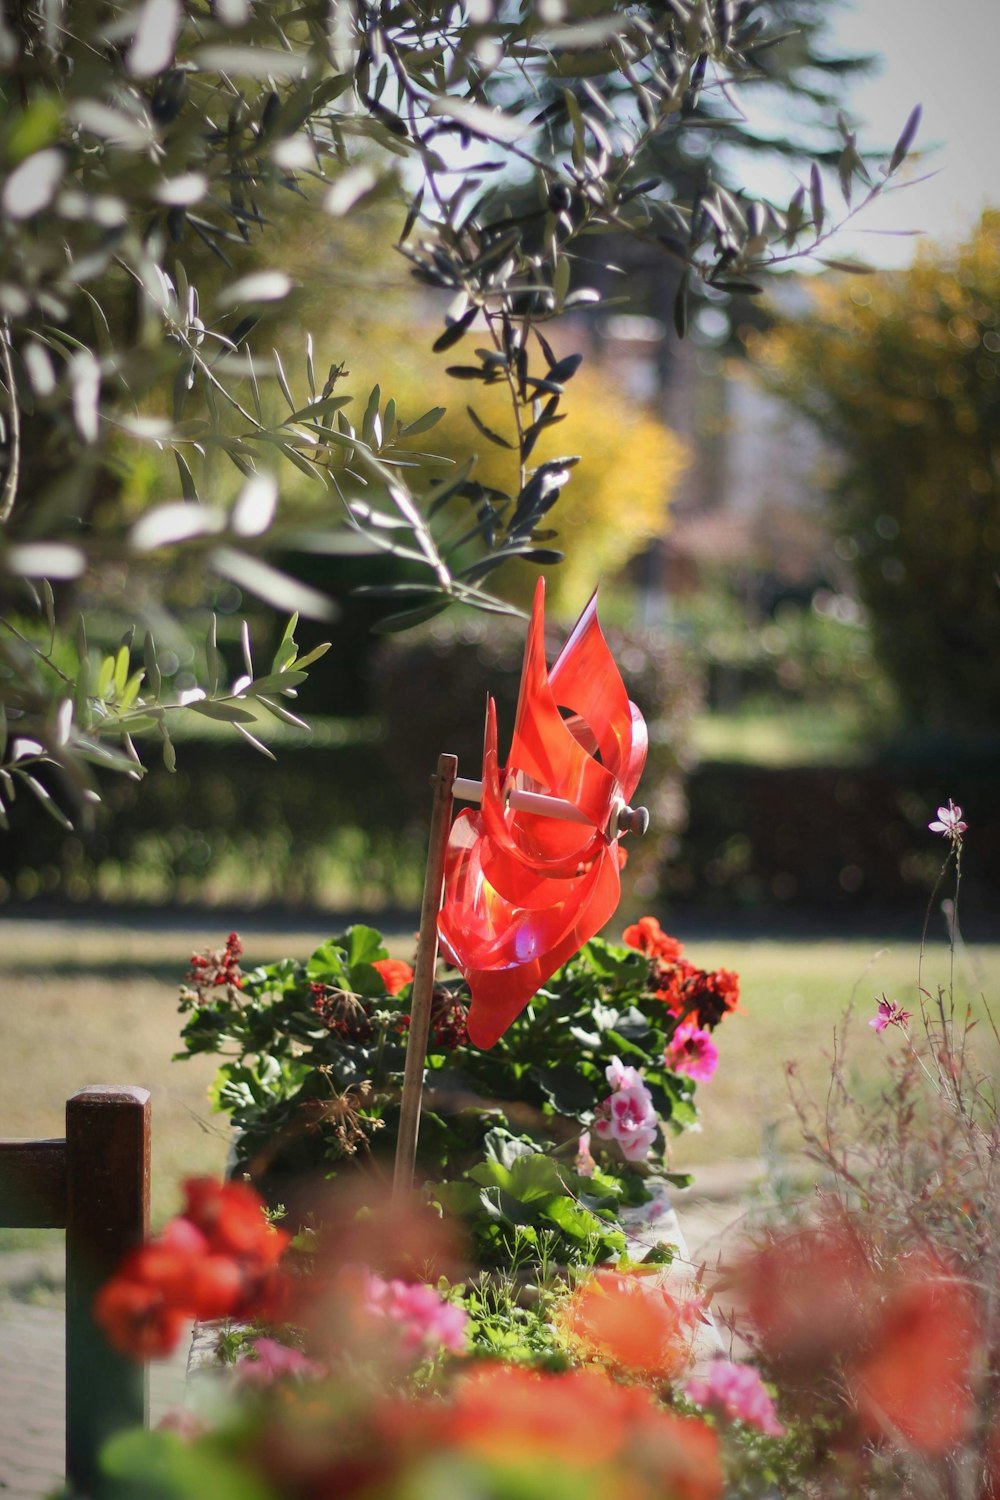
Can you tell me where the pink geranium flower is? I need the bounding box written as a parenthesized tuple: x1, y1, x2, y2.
(928, 800, 967, 844)
(364, 1272, 468, 1358)
(664, 1023, 719, 1082)
(593, 1056, 659, 1161)
(685, 1358, 785, 1437)
(575, 1130, 596, 1178)
(869, 995, 912, 1034)
(236, 1336, 325, 1386)
(604, 1056, 644, 1092)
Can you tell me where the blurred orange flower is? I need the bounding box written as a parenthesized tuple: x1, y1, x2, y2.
(371, 958, 414, 994)
(852, 1258, 979, 1454)
(558, 1269, 699, 1378)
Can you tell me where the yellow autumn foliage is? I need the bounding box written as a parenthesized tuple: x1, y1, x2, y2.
(747, 210, 1000, 729)
(340, 327, 688, 616)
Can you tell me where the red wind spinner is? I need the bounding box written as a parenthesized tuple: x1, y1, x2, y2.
(438, 579, 647, 1049)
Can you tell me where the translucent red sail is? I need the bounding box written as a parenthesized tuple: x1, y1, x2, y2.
(438, 579, 647, 1049)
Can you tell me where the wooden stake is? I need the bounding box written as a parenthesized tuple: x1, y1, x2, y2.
(393, 752, 457, 1199)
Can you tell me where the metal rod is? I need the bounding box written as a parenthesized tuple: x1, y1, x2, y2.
(392, 752, 457, 1200)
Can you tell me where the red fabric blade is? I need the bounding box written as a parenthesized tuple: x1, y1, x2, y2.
(438, 579, 646, 1048)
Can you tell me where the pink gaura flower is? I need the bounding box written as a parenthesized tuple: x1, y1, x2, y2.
(575, 1130, 596, 1178)
(364, 1272, 468, 1358)
(869, 995, 912, 1034)
(664, 1023, 719, 1082)
(685, 1359, 785, 1437)
(593, 1056, 659, 1161)
(929, 800, 967, 843)
(236, 1336, 325, 1386)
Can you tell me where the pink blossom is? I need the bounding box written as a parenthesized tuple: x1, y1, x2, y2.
(575, 1130, 596, 1178)
(685, 1359, 785, 1437)
(156, 1408, 206, 1439)
(929, 800, 967, 843)
(664, 1022, 719, 1082)
(604, 1056, 644, 1092)
(236, 1336, 325, 1386)
(869, 995, 912, 1034)
(593, 1057, 659, 1161)
(364, 1273, 467, 1357)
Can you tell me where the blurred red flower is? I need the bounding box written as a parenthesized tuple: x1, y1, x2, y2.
(623, 915, 685, 963)
(371, 958, 414, 995)
(95, 1177, 289, 1359)
(852, 1259, 979, 1454)
(559, 1269, 698, 1379)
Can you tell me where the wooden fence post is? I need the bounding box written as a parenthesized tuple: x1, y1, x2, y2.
(65, 1085, 150, 1495)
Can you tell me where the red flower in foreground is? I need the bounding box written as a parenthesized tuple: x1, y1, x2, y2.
(852, 1260, 979, 1454)
(258, 1363, 723, 1500)
(737, 1224, 875, 1373)
(94, 1264, 191, 1360)
(95, 1177, 289, 1359)
(623, 915, 685, 963)
(371, 958, 414, 995)
(441, 1365, 723, 1499)
(559, 1270, 699, 1379)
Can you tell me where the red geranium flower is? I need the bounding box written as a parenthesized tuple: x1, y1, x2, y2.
(371, 958, 414, 995)
(622, 915, 685, 963)
(95, 1177, 290, 1360)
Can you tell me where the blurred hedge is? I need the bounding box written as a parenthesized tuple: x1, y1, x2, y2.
(0, 614, 704, 907)
(664, 755, 1000, 914)
(0, 730, 422, 909)
(3, 740, 998, 916)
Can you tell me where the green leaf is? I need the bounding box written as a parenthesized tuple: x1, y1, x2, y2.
(159, 724, 177, 772)
(467, 406, 513, 448)
(399, 406, 446, 437)
(96, 654, 115, 700)
(120, 669, 145, 711)
(283, 394, 353, 426)
(371, 598, 451, 633)
(292, 641, 332, 670)
(344, 924, 389, 967)
(20, 774, 73, 829)
(816, 257, 876, 275)
(144, 632, 161, 698)
(433, 306, 478, 353)
(306, 940, 350, 981)
(889, 103, 922, 174)
(186, 699, 260, 724)
(543, 1195, 615, 1243)
(101, 1427, 273, 1500)
(244, 670, 308, 695)
(809, 161, 825, 233)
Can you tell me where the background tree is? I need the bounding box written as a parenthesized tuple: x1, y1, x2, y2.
(0, 0, 913, 832)
(747, 211, 1000, 736)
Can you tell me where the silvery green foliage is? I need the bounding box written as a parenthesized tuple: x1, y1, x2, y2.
(0, 0, 917, 823)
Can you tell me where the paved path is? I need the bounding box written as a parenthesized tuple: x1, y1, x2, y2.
(0, 1270, 189, 1500)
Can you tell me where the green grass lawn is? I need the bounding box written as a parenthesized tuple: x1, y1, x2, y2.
(2, 916, 997, 1234)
